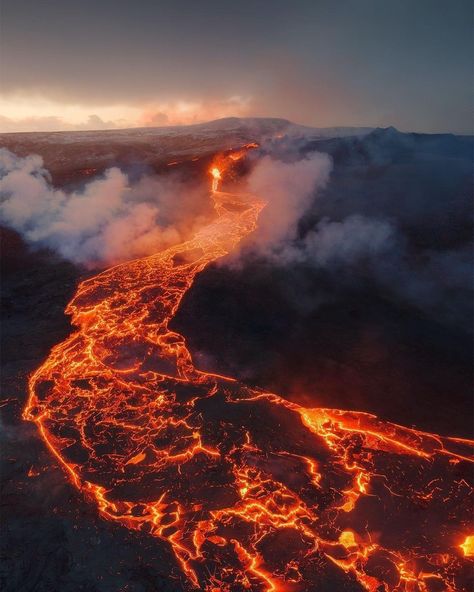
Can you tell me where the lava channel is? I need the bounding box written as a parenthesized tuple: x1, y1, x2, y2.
(24, 149, 473, 592)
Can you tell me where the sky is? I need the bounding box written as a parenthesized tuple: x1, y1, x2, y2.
(0, 0, 472, 134)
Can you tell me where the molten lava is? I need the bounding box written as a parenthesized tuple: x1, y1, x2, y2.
(211, 167, 222, 192)
(460, 536, 474, 558)
(24, 148, 473, 591)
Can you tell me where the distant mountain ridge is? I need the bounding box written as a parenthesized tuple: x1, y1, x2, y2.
(1, 118, 471, 187)
(0, 116, 374, 143)
(301, 125, 474, 166)
(0, 117, 374, 185)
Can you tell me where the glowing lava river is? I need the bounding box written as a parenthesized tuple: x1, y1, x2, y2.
(24, 154, 473, 591)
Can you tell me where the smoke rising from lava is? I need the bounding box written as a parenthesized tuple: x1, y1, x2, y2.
(1, 145, 471, 335)
(0, 148, 335, 269)
(0, 149, 210, 268)
(245, 152, 332, 253)
(220, 149, 472, 334)
(226, 152, 395, 271)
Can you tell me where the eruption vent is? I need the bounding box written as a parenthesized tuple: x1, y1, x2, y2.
(24, 149, 473, 592)
(211, 167, 222, 192)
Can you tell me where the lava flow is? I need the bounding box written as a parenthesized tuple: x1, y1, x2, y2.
(24, 148, 473, 592)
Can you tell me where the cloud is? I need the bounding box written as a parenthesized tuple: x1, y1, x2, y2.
(0, 114, 118, 133)
(0, 149, 209, 267)
(0, 95, 253, 133)
(143, 112, 170, 126)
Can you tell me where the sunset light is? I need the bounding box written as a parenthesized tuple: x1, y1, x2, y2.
(1, 1, 472, 591)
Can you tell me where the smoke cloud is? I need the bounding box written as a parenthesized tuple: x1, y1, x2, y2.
(222, 143, 472, 334)
(302, 216, 395, 266)
(292, 215, 470, 330)
(0, 149, 209, 268)
(1, 143, 471, 334)
(225, 152, 333, 264)
(0, 149, 337, 270)
(235, 152, 394, 271)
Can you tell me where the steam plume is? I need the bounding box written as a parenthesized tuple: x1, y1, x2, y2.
(230, 149, 471, 332)
(0, 149, 208, 267)
(239, 152, 333, 259)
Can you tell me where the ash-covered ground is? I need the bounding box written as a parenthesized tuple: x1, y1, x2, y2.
(1, 118, 473, 591)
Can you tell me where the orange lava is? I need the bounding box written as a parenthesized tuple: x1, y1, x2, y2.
(24, 148, 473, 591)
(210, 167, 222, 192)
(460, 535, 474, 557)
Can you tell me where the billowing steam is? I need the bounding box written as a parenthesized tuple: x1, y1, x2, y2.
(1, 146, 471, 333)
(233, 150, 471, 333)
(245, 152, 332, 256)
(236, 153, 391, 269)
(239, 152, 395, 267)
(0, 149, 209, 268)
(302, 215, 395, 266)
(0, 148, 335, 269)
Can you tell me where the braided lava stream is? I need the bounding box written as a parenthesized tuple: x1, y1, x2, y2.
(24, 149, 473, 591)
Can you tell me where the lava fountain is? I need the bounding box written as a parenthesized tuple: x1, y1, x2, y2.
(24, 147, 473, 591)
(211, 167, 222, 192)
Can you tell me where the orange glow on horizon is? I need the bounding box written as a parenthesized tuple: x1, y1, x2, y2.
(0, 94, 252, 132)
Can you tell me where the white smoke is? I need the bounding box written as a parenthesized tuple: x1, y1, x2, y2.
(219, 149, 470, 330)
(245, 158, 471, 329)
(0, 149, 209, 267)
(224, 153, 395, 270)
(302, 215, 396, 267)
(232, 152, 332, 262)
(239, 153, 398, 271)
